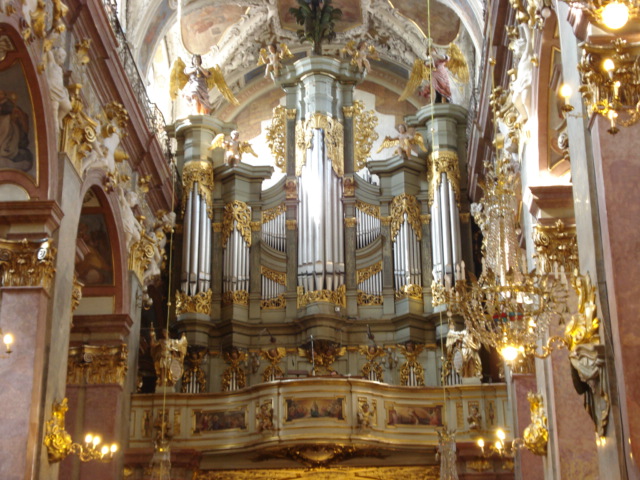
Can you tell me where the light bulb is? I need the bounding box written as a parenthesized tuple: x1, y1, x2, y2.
(601, 2, 630, 30)
(559, 83, 572, 99)
(110, 443, 118, 453)
(477, 438, 485, 448)
(3, 333, 13, 353)
(500, 345, 519, 362)
(85, 433, 93, 444)
(497, 429, 506, 441)
(92, 435, 101, 446)
(101, 445, 109, 456)
(495, 440, 503, 451)
(603, 58, 615, 73)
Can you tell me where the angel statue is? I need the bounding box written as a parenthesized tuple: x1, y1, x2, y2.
(341, 40, 379, 73)
(376, 124, 427, 159)
(399, 43, 469, 104)
(209, 130, 258, 167)
(170, 55, 239, 115)
(258, 42, 293, 81)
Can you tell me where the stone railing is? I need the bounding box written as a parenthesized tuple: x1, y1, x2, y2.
(129, 378, 510, 453)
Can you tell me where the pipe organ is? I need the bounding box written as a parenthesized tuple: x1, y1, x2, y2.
(170, 58, 472, 393)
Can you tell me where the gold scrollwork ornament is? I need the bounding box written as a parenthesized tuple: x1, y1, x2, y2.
(265, 105, 287, 173)
(175, 289, 212, 316)
(428, 150, 461, 208)
(0, 238, 56, 292)
(523, 392, 549, 456)
(222, 200, 252, 247)
(389, 194, 422, 242)
(182, 160, 214, 219)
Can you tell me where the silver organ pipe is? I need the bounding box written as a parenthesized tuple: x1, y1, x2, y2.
(355, 206, 381, 248)
(181, 187, 193, 292)
(431, 173, 463, 287)
(262, 209, 286, 252)
(439, 173, 452, 280)
(298, 128, 344, 292)
(357, 270, 382, 296)
(222, 215, 251, 294)
(189, 184, 201, 296)
(393, 213, 422, 291)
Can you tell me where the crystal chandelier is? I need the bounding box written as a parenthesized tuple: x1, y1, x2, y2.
(438, 157, 568, 360)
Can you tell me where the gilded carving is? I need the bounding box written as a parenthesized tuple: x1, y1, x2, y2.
(344, 217, 357, 228)
(343, 175, 355, 197)
(467, 459, 491, 472)
(444, 329, 482, 379)
(256, 400, 275, 434)
(295, 114, 344, 177)
(357, 398, 376, 429)
(71, 274, 83, 312)
(467, 403, 482, 430)
(61, 84, 99, 172)
(43, 398, 72, 463)
(182, 160, 214, 219)
(389, 194, 422, 242)
(358, 344, 385, 382)
(357, 291, 383, 306)
(250, 221, 261, 232)
(456, 402, 464, 429)
(565, 272, 609, 436)
(265, 105, 287, 173)
(428, 150, 461, 208)
(297, 284, 346, 308)
(286, 219, 297, 230)
(222, 200, 252, 248)
(0, 238, 56, 292)
(67, 344, 128, 385)
(398, 342, 425, 386)
(533, 220, 578, 275)
(523, 392, 548, 456)
(356, 261, 382, 284)
(394, 284, 423, 300)
(222, 290, 249, 306)
(150, 329, 188, 388)
(261, 204, 286, 223)
(260, 266, 286, 285)
(351, 101, 379, 171)
(298, 339, 346, 374)
(222, 348, 247, 391)
(286, 108, 297, 120)
(212, 223, 222, 232)
(420, 214, 431, 224)
(356, 200, 380, 219)
(128, 232, 155, 284)
(285, 178, 298, 199)
(255, 444, 386, 469)
(181, 348, 207, 393)
(261, 294, 286, 310)
(260, 347, 287, 381)
(175, 289, 212, 315)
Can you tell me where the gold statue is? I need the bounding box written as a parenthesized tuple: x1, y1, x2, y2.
(523, 392, 548, 456)
(445, 328, 483, 379)
(399, 43, 469, 103)
(209, 130, 258, 167)
(44, 398, 73, 462)
(398, 341, 425, 386)
(376, 124, 426, 159)
(257, 42, 293, 80)
(222, 347, 247, 391)
(341, 40, 379, 73)
(358, 344, 386, 382)
(149, 328, 188, 388)
(260, 346, 287, 382)
(169, 55, 239, 115)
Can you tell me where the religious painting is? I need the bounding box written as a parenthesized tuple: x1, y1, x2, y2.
(0, 61, 37, 179)
(76, 213, 114, 286)
(193, 408, 247, 433)
(277, 0, 362, 33)
(285, 397, 345, 422)
(386, 402, 443, 427)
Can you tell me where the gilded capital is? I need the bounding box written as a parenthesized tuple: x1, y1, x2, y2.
(428, 150, 461, 208)
(0, 238, 56, 292)
(176, 289, 212, 316)
(67, 344, 128, 385)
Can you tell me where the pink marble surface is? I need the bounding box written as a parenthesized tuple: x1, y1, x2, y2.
(511, 374, 544, 480)
(593, 117, 640, 472)
(0, 288, 49, 480)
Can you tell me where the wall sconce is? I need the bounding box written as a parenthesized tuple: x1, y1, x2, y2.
(0, 327, 13, 355)
(559, 83, 574, 114)
(44, 398, 118, 463)
(477, 428, 524, 461)
(578, 38, 640, 134)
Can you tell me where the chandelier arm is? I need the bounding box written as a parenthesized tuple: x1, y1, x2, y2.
(527, 335, 568, 359)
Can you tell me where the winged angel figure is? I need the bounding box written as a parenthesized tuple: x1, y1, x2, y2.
(258, 42, 293, 80)
(376, 123, 426, 159)
(209, 130, 257, 167)
(399, 43, 469, 103)
(170, 55, 239, 115)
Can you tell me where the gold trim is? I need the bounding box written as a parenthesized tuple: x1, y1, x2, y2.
(261, 266, 286, 285)
(356, 261, 382, 284)
(390, 194, 422, 242)
(297, 284, 346, 308)
(295, 114, 344, 177)
(212, 223, 222, 233)
(344, 217, 357, 228)
(286, 108, 297, 120)
(261, 295, 286, 309)
(128, 232, 155, 283)
(395, 284, 423, 300)
(351, 100, 379, 171)
(428, 150, 460, 208)
(182, 160, 214, 219)
(250, 221, 261, 232)
(176, 289, 212, 316)
(222, 290, 249, 306)
(356, 201, 380, 219)
(286, 219, 297, 230)
(357, 291, 383, 306)
(262, 204, 286, 223)
(523, 392, 548, 456)
(222, 201, 252, 248)
(532, 220, 578, 275)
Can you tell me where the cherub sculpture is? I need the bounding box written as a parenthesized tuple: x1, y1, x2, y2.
(209, 130, 258, 167)
(170, 55, 239, 115)
(399, 43, 469, 103)
(376, 124, 426, 159)
(149, 328, 188, 389)
(257, 42, 293, 80)
(341, 40, 379, 73)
